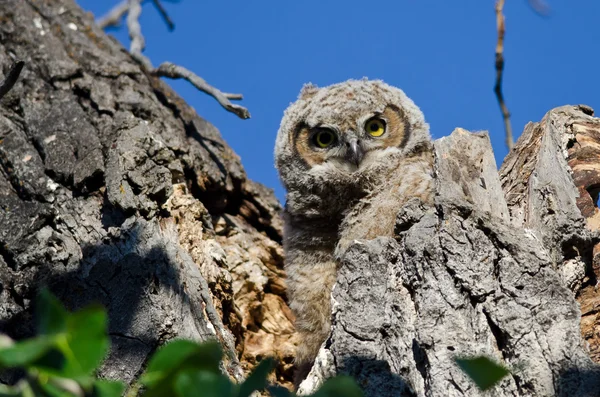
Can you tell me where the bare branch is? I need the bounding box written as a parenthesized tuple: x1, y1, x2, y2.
(0, 61, 24, 101)
(494, 0, 513, 150)
(96, 0, 130, 29)
(126, 0, 154, 70)
(151, 0, 175, 31)
(100, 0, 250, 119)
(222, 93, 243, 100)
(156, 63, 250, 119)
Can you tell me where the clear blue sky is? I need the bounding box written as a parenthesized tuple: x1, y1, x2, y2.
(78, 0, 600, 202)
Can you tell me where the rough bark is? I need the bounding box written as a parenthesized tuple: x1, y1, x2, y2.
(500, 105, 600, 370)
(299, 115, 600, 396)
(0, 0, 294, 389)
(2, 1, 600, 396)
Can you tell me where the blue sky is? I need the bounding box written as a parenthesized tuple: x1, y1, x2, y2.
(78, 0, 600, 202)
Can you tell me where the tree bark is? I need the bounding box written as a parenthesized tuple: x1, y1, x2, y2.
(0, 0, 294, 389)
(2, 1, 600, 396)
(299, 109, 600, 396)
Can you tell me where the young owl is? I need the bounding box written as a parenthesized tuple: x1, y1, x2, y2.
(274, 79, 434, 382)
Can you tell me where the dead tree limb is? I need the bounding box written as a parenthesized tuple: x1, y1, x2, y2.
(96, 0, 131, 29)
(492, 0, 549, 150)
(98, 0, 250, 119)
(156, 63, 250, 119)
(126, 0, 153, 70)
(299, 109, 600, 396)
(151, 0, 175, 31)
(494, 0, 513, 151)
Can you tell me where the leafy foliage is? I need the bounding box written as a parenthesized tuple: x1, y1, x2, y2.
(0, 290, 363, 397)
(455, 356, 510, 391)
(0, 289, 120, 397)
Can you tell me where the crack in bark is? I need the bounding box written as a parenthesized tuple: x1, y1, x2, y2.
(340, 322, 377, 343)
(110, 332, 147, 345)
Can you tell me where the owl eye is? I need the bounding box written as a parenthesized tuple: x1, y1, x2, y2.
(365, 118, 386, 137)
(312, 129, 337, 148)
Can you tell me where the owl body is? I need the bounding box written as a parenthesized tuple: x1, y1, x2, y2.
(274, 79, 434, 382)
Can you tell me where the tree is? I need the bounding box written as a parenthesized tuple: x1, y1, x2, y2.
(0, 0, 293, 390)
(1, 1, 599, 396)
(298, 108, 600, 396)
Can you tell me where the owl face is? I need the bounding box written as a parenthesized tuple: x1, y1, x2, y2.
(275, 79, 430, 192)
(292, 104, 408, 173)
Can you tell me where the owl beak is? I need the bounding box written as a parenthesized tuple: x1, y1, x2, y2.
(345, 139, 363, 167)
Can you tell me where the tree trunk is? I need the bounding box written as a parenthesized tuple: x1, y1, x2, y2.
(2, 1, 600, 396)
(299, 107, 600, 396)
(0, 0, 294, 389)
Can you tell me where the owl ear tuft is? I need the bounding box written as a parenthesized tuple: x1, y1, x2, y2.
(299, 83, 319, 100)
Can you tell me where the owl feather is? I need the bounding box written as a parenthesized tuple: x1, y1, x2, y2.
(274, 79, 434, 386)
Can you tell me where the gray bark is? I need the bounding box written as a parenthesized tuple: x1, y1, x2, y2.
(299, 113, 600, 396)
(0, 0, 293, 389)
(1, 1, 599, 396)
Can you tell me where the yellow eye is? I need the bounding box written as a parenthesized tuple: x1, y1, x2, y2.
(313, 129, 336, 148)
(366, 118, 386, 137)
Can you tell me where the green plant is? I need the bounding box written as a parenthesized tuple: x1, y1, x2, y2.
(455, 355, 510, 391)
(0, 290, 363, 397)
(0, 289, 121, 396)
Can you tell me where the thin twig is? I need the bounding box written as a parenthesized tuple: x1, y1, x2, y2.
(222, 93, 243, 100)
(104, 0, 250, 119)
(97, 0, 176, 31)
(151, 0, 175, 31)
(0, 61, 24, 101)
(156, 63, 250, 119)
(126, 0, 154, 70)
(96, 0, 130, 29)
(494, 0, 513, 150)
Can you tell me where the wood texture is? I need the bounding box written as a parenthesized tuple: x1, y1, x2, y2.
(2, 1, 600, 396)
(0, 0, 294, 389)
(299, 119, 600, 396)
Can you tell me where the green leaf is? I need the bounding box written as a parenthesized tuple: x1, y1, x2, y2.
(455, 356, 509, 391)
(238, 358, 275, 397)
(0, 337, 55, 368)
(92, 380, 126, 397)
(174, 370, 233, 397)
(30, 300, 109, 378)
(64, 304, 109, 376)
(310, 376, 363, 397)
(31, 305, 109, 380)
(144, 339, 221, 383)
(267, 385, 294, 397)
(36, 289, 68, 336)
(30, 348, 67, 374)
(141, 340, 223, 396)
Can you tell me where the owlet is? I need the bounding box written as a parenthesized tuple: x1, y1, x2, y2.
(274, 79, 434, 383)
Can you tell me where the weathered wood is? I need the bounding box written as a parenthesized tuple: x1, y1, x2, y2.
(499, 104, 600, 368)
(3, 1, 600, 396)
(435, 128, 510, 223)
(0, 0, 294, 389)
(499, 105, 597, 274)
(299, 126, 600, 396)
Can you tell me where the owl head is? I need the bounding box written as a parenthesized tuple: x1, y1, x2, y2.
(274, 79, 430, 209)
